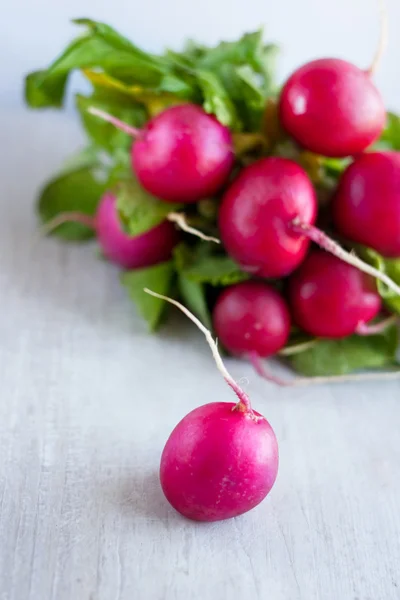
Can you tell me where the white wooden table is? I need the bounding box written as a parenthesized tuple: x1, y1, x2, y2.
(1, 106, 400, 600)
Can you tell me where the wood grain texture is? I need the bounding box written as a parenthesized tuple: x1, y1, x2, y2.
(1, 111, 400, 600)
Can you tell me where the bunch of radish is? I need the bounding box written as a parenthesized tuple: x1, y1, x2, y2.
(26, 8, 400, 520)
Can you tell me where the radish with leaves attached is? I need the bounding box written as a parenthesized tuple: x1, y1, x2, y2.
(43, 192, 179, 269)
(145, 289, 279, 522)
(89, 104, 235, 203)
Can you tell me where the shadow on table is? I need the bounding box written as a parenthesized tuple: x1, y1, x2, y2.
(107, 469, 184, 523)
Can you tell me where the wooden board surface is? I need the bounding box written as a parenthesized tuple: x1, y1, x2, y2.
(1, 109, 400, 600)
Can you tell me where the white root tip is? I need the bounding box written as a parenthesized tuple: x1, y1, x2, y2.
(167, 213, 220, 244)
(368, 0, 388, 76)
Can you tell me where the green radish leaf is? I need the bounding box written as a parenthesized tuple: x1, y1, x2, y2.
(289, 326, 399, 376)
(362, 248, 400, 314)
(178, 275, 212, 328)
(25, 70, 68, 108)
(194, 30, 278, 91)
(173, 243, 248, 286)
(37, 148, 108, 241)
(219, 64, 267, 131)
(116, 178, 182, 237)
(195, 70, 239, 129)
(121, 261, 175, 331)
(375, 112, 400, 150)
(173, 242, 194, 271)
(321, 156, 351, 177)
(57, 145, 103, 176)
(24, 20, 279, 136)
(180, 31, 278, 131)
(182, 254, 249, 286)
(24, 19, 182, 109)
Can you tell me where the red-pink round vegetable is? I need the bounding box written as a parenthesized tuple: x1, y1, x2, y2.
(144, 289, 279, 522)
(333, 151, 400, 258)
(219, 157, 317, 278)
(288, 250, 382, 338)
(46, 193, 179, 269)
(96, 193, 179, 268)
(160, 402, 278, 522)
(213, 281, 291, 357)
(89, 104, 234, 203)
(279, 59, 386, 157)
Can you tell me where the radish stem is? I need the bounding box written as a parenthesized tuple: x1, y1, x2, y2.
(249, 352, 293, 387)
(88, 107, 142, 137)
(144, 288, 253, 414)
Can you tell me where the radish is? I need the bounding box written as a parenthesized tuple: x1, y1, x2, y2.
(279, 2, 387, 157)
(219, 157, 318, 278)
(89, 104, 234, 203)
(144, 289, 279, 522)
(43, 192, 179, 269)
(333, 151, 400, 258)
(288, 250, 382, 338)
(213, 281, 291, 357)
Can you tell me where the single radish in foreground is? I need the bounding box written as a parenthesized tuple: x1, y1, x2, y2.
(43, 192, 179, 269)
(279, 1, 387, 157)
(333, 151, 400, 257)
(288, 250, 382, 338)
(144, 288, 279, 522)
(89, 104, 235, 203)
(213, 281, 291, 383)
(219, 157, 318, 278)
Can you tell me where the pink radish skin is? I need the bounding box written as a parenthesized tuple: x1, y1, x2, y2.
(160, 402, 278, 522)
(333, 152, 400, 258)
(279, 59, 386, 157)
(288, 251, 382, 338)
(219, 157, 317, 278)
(96, 193, 179, 268)
(213, 281, 291, 357)
(90, 104, 234, 203)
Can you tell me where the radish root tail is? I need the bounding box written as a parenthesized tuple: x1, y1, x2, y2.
(368, 0, 388, 77)
(292, 219, 400, 297)
(249, 352, 293, 387)
(355, 314, 397, 336)
(167, 213, 220, 244)
(144, 288, 253, 413)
